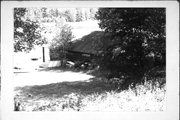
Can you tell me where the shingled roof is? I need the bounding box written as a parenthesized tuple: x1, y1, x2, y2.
(69, 31, 113, 55)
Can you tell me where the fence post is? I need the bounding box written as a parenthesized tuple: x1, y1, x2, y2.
(42, 46, 50, 63)
(42, 47, 45, 62)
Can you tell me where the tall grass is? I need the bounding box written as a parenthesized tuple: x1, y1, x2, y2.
(81, 80, 166, 112)
(15, 78, 166, 112)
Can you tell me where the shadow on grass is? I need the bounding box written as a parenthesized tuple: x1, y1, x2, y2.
(14, 77, 115, 101)
(15, 65, 165, 102)
(38, 66, 88, 74)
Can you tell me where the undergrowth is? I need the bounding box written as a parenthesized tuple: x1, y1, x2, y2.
(14, 78, 166, 112)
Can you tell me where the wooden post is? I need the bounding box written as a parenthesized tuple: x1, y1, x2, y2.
(43, 47, 45, 62)
(42, 46, 50, 63)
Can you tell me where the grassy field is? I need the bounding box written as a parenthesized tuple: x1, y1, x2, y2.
(14, 69, 166, 112)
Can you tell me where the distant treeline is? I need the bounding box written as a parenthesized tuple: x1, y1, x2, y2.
(25, 8, 98, 23)
(14, 8, 97, 52)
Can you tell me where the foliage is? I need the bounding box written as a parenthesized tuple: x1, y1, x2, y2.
(64, 9, 76, 22)
(75, 8, 98, 22)
(49, 24, 74, 60)
(14, 77, 166, 111)
(14, 8, 98, 52)
(14, 8, 44, 52)
(29, 8, 98, 23)
(76, 8, 84, 22)
(50, 24, 74, 48)
(95, 8, 166, 78)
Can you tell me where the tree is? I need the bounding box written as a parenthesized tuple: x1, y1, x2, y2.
(50, 24, 74, 49)
(90, 8, 98, 20)
(76, 8, 83, 22)
(95, 8, 165, 78)
(49, 24, 74, 63)
(63, 9, 76, 22)
(14, 8, 44, 52)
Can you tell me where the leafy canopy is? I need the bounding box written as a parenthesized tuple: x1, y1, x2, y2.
(14, 8, 44, 52)
(96, 8, 165, 35)
(95, 8, 166, 77)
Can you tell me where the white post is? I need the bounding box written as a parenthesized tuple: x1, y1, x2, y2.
(42, 45, 50, 63)
(44, 47, 50, 62)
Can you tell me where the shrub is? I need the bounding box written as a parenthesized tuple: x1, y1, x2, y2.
(95, 8, 166, 83)
(14, 77, 166, 112)
(49, 24, 74, 61)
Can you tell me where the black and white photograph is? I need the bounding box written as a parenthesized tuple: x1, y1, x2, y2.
(13, 7, 167, 112)
(1, 1, 179, 120)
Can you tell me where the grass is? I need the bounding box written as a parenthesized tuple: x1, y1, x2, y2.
(14, 76, 166, 112)
(81, 82, 165, 112)
(13, 51, 166, 112)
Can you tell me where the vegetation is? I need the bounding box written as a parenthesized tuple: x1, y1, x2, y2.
(14, 8, 43, 52)
(25, 8, 97, 23)
(13, 8, 166, 112)
(14, 8, 98, 52)
(14, 76, 165, 111)
(49, 8, 166, 89)
(49, 24, 74, 61)
(95, 8, 166, 86)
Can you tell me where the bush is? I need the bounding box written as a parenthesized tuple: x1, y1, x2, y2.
(49, 24, 74, 61)
(14, 78, 166, 112)
(95, 8, 166, 83)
